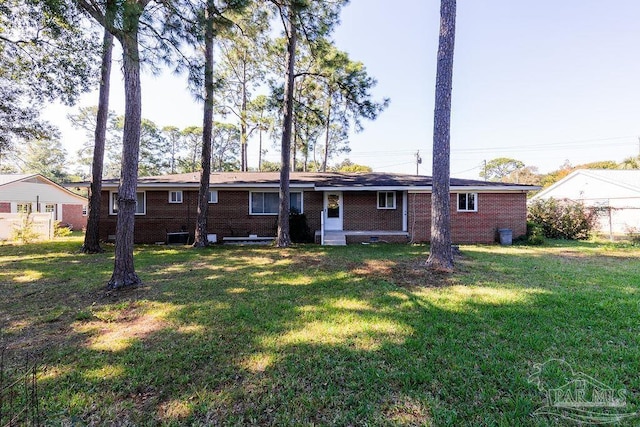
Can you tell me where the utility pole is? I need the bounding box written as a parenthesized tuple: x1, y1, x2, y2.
(483, 159, 487, 181)
(415, 150, 422, 175)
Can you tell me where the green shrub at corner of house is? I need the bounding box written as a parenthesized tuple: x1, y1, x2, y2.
(527, 198, 600, 240)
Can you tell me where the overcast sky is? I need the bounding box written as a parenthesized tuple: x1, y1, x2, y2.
(44, 0, 640, 178)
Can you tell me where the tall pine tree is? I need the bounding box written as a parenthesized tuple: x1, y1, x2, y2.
(269, 0, 348, 247)
(426, 0, 456, 272)
(77, 0, 154, 288)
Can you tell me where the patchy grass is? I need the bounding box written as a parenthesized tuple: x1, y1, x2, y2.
(1, 235, 639, 425)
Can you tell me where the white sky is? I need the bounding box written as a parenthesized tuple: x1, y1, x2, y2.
(43, 0, 640, 179)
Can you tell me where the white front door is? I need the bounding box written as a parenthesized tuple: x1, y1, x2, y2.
(324, 191, 343, 230)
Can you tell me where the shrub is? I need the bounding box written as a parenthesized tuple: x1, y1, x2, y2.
(528, 198, 600, 240)
(289, 213, 313, 243)
(526, 221, 545, 245)
(54, 221, 72, 238)
(273, 213, 314, 243)
(11, 213, 41, 244)
(624, 226, 640, 244)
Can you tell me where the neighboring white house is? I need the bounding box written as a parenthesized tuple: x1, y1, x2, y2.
(530, 169, 640, 236)
(0, 174, 88, 230)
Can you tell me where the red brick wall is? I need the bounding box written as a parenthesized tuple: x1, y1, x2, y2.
(304, 192, 323, 233)
(99, 190, 324, 244)
(209, 191, 279, 238)
(409, 192, 528, 244)
(408, 192, 431, 242)
(98, 189, 527, 244)
(343, 191, 403, 231)
(0, 202, 10, 213)
(62, 204, 87, 230)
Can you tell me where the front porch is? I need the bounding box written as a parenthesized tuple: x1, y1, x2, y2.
(315, 230, 410, 246)
(315, 190, 410, 246)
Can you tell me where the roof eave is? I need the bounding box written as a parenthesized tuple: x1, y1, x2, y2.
(99, 182, 316, 189)
(315, 186, 430, 192)
(451, 185, 541, 192)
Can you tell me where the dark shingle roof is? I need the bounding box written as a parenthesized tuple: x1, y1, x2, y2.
(99, 172, 538, 190)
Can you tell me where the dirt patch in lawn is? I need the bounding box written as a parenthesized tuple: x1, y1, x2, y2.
(390, 258, 457, 288)
(348, 257, 463, 288)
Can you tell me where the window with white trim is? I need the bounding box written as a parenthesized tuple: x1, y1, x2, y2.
(16, 203, 32, 214)
(250, 191, 302, 215)
(110, 192, 146, 215)
(208, 190, 218, 204)
(169, 190, 183, 203)
(82, 205, 88, 216)
(377, 191, 396, 209)
(44, 203, 57, 220)
(457, 193, 477, 212)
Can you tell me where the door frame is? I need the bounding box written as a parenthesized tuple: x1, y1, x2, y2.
(323, 191, 343, 231)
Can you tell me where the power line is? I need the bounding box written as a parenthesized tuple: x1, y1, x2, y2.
(350, 135, 638, 159)
(453, 164, 482, 175)
(452, 136, 636, 153)
(348, 150, 416, 158)
(375, 161, 416, 169)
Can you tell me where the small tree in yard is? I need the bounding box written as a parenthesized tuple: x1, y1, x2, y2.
(11, 213, 40, 244)
(528, 198, 601, 240)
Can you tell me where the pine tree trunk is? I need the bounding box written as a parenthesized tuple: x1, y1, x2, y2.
(322, 99, 331, 172)
(107, 33, 142, 289)
(303, 147, 308, 172)
(426, 0, 456, 272)
(240, 63, 248, 172)
(258, 127, 263, 171)
(277, 12, 296, 248)
(82, 23, 113, 254)
(192, 143, 198, 172)
(291, 128, 297, 172)
(193, 0, 215, 248)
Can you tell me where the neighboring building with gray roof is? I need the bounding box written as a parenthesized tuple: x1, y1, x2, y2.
(0, 174, 87, 230)
(531, 169, 640, 236)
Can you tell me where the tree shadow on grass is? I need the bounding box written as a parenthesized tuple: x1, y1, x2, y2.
(2, 240, 639, 425)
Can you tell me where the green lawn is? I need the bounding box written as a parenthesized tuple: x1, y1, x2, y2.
(1, 235, 639, 425)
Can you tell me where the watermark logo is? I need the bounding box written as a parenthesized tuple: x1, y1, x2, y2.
(528, 359, 637, 424)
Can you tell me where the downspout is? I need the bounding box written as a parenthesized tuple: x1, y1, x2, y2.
(402, 191, 408, 232)
(187, 190, 191, 240)
(321, 209, 325, 245)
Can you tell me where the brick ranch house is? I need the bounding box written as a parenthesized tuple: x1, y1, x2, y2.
(94, 172, 537, 245)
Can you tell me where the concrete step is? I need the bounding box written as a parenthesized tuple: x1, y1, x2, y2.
(324, 239, 346, 246)
(323, 232, 347, 246)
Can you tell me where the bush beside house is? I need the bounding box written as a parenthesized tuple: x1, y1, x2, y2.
(528, 198, 600, 240)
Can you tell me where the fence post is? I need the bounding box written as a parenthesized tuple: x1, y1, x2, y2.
(0, 349, 40, 426)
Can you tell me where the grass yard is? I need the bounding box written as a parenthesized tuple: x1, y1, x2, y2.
(1, 235, 639, 425)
